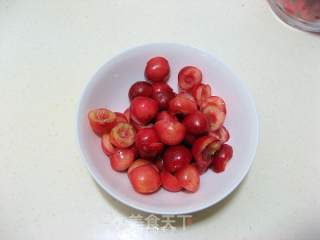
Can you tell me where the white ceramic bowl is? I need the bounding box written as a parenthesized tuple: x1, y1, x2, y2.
(77, 43, 259, 215)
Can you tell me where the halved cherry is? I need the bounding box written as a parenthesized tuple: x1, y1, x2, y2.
(110, 148, 135, 171)
(209, 126, 230, 143)
(160, 170, 182, 192)
(128, 159, 150, 174)
(202, 103, 226, 131)
(115, 112, 128, 124)
(101, 134, 116, 156)
(192, 136, 221, 174)
(155, 119, 186, 145)
(110, 123, 135, 148)
(200, 96, 226, 113)
(169, 93, 197, 115)
(178, 66, 202, 92)
(88, 108, 116, 136)
(128, 160, 159, 174)
(128, 164, 161, 194)
(176, 165, 200, 192)
(211, 144, 233, 173)
(191, 84, 211, 106)
(131, 121, 154, 131)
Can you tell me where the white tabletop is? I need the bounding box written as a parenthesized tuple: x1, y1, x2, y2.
(1, 1, 320, 239)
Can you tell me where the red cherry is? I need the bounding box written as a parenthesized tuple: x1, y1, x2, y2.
(211, 144, 233, 173)
(176, 165, 200, 192)
(155, 119, 186, 145)
(191, 84, 211, 106)
(200, 96, 226, 114)
(101, 134, 116, 156)
(128, 81, 153, 101)
(160, 170, 182, 192)
(131, 120, 154, 131)
(145, 57, 170, 82)
(163, 145, 192, 173)
(178, 66, 202, 92)
(130, 96, 159, 125)
(135, 128, 164, 159)
(152, 82, 174, 94)
(183, 111, 209, 135)
(128, 164, 161, 194)
(128, 159, 150, 174)
(202, 103, 226, 131)
(110, 148, 135, 171)
(156, 111, 177, 122)
(151, 82, 175, 110)
(209, 126, 230, 143)
(192, 136, 221, 174)
(169, 93, 197, 115)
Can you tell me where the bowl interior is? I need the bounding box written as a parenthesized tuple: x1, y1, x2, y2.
(77, 43, 258, 214)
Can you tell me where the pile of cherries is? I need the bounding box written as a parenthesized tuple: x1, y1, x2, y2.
(88, 57, 233, 194)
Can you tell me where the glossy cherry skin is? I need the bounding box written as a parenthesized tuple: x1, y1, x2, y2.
(128, 159, 150, 174)
(151, 82, 175, 110)
(178, 66, 202, 92)
(145, 57, 170, 82)
(128, 81, 153, 101)
(135, 128, 164, 159)
(155, 119, 186, 145)
(128, 164, 161, 194)
(110, 148, 135, 171)
(168, 93, 197, 115)
(176, 164, 200, 192)
(130, 96, 159, 125)
(156, 111, 177, 122)
(163, 145, 192, 173)
(211, 144, 233, 173)
(183, 111, 209, 135)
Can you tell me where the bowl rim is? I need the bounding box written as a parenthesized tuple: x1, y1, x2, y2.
(76, 42, 260, 215)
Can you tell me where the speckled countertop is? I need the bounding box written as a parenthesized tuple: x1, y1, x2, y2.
(1, 1, 320, 239)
